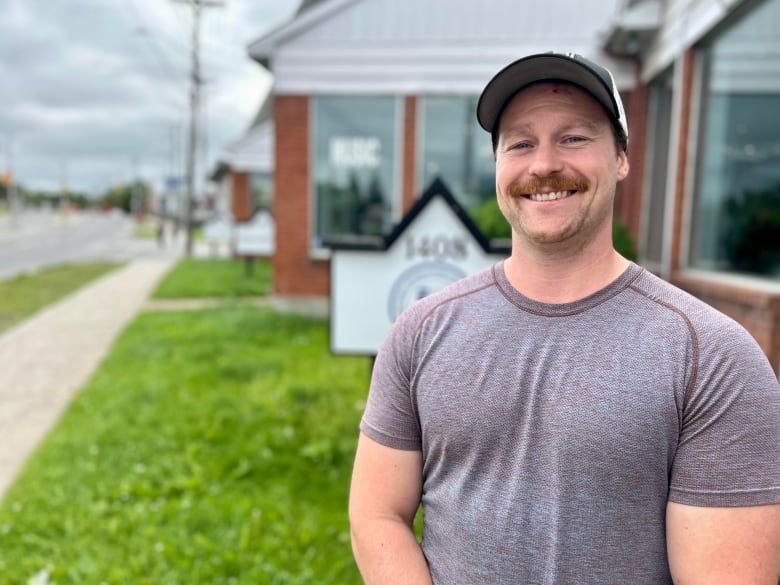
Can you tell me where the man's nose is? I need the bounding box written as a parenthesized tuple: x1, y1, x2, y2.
(528, 142, 564, 177)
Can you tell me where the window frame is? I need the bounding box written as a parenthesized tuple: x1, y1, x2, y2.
(307, 94, 405, 258)
(685, 0, 780, 279)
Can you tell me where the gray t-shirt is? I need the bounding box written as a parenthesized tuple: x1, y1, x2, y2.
(360, 262, 780, 584)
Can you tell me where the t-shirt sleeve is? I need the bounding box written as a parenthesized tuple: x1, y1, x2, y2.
(668, 318, 780, 507)
(359, 308, 423, 451)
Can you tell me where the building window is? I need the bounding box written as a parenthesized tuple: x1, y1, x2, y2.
(312, 96, 400, 248)
(251, 172, 272, 212)
(418, 96, 495, 212)
(641, 68, 674, 268)
(690, 0, 780, 277)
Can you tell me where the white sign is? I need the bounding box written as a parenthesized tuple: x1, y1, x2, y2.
(235, 210, 275, 256)
(202, 214, 233, 245)
(329, 136, 381, 168)
(329, 181, 508, 355)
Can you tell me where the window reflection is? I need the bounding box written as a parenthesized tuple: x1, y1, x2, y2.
(418, 96, 495, 213)
(251, 172, 272, 212)
(691, 0, 780, 277)
(312, 96, 399, 248)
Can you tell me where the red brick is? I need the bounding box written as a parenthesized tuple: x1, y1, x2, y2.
(272, 95, 329, 297)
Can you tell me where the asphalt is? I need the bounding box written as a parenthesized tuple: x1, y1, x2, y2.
(0, 257, 178, 500)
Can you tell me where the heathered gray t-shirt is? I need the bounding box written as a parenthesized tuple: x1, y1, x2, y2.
(360, 262, 780, 584)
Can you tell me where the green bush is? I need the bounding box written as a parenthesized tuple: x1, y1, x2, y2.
(470, 197, 511, 239)
(723, 183, 780, 275)
(612, 217, 637, 261)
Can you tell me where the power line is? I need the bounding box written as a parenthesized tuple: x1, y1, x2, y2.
(119, 0, 188, 83)
(173, 0, 224, 257)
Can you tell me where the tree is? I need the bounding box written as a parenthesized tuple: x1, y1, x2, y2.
(99, 180, 151, 214)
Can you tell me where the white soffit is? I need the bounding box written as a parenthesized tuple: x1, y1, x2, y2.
(224, 121, 274, 173)
(641, 0, 747, 82)
(619, 0, 663, 29)
(250, 0, 636, 94)
(602, 0, 662, 55)
(708, 0, 780, 93)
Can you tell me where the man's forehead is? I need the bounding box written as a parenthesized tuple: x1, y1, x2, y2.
(499, 82, 610, 128)
(500, 115, 603, 136)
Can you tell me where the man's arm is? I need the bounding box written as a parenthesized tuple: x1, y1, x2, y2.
(349, 432, 433, 585)
(667, 501, 780, 585)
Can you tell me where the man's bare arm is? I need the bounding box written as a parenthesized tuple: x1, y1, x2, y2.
(349, 432, 433, 585)
(667, 501, 780, 585)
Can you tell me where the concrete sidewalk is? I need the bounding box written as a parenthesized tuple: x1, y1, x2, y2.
(0, 258, 176, 501)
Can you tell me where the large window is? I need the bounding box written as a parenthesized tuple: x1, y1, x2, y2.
(417, 96, 495, 212)
(312, 96, 400, 248)
(641, 68, 674, 268)
(690, 0, 780, 277)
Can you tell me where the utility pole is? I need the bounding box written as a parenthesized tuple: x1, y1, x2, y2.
(4, 135, 19, 228)
(59, 158, 69, 214)
(131, 156, 141, 218)
(174, 0, 223, 256)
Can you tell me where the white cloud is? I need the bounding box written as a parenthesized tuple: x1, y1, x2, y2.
(1, 0, 300, 195)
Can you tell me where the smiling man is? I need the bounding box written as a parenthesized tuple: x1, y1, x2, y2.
(349, 52, 780, 584)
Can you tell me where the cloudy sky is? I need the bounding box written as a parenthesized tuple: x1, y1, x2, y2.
(1, 0, 300, 196)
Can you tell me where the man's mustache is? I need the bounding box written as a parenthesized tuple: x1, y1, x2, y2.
(508, 176, 590, 196)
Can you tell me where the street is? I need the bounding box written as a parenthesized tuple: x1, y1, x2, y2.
(0, 208, 181, 280)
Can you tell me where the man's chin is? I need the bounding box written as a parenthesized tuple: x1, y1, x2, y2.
(519, 226, 581, 248)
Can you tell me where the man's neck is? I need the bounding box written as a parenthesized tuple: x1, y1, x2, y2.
(503, 237, 631, 304)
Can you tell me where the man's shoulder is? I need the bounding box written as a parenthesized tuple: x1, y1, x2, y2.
(628, 268, 771, 364)
(630, 269, 736, 327)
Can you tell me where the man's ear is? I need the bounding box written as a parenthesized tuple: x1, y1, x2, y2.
(616, 151, 630, 182)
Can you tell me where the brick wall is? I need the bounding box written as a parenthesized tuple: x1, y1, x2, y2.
(272, 95, 330, 297)
(615, 81, 649, 248)
(231, 171, 251, 221)
(402, 96, 418, 212)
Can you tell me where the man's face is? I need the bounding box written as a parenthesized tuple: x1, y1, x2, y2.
(494, 82, 629, 252)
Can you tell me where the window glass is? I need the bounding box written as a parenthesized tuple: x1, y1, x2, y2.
(418, 96, 495, 212)
(250, 172, 272, 211)
(312, 96, 398, 247)
(691, 0, 780, 276)
(641, 68, 674, 266)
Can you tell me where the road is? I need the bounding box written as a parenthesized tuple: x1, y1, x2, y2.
(0, 208, 182, 280)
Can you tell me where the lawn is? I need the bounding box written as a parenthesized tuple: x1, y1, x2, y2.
(0, 262, 122, 334)
(0, 306, 370, 584)
(153, 258, 271, 299)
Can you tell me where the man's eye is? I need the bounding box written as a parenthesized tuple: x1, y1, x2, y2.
(510, 142, 532, 150)
(563, 136, 587, 144)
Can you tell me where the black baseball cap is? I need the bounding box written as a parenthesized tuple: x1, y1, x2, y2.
(477, 52, 629, 148)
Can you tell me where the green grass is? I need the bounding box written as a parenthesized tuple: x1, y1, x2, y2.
(131, 219, 158, 239)
(0, 307, 370, 584)
(0, 262, 122, 334)
(153, 258, 271, 299)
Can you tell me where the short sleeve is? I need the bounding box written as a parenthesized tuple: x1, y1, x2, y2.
(359, 309, 423, 451)
(669, 320, 780, 507)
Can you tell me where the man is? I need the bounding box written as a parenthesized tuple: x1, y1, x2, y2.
(349, 52, 780, 584)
